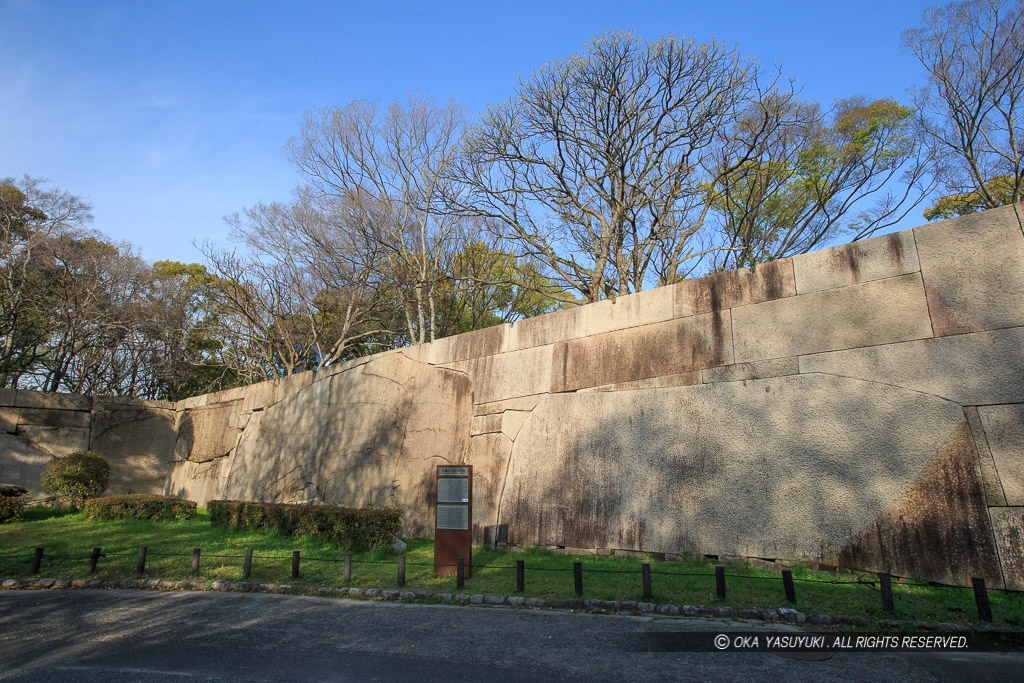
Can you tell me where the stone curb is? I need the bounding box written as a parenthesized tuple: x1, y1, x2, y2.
(0, 577, 1007, 632)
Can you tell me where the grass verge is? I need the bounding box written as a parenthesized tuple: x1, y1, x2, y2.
(2, 507, 1022, 628)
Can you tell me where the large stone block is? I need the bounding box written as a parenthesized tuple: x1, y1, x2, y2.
(977, 404, 1024, 505)
(578, 371, 702, 393)
(793, 229, 919, 294)
(0, 407, 18, 433)
(473, 395, 545, 416)
(16, 408, 90, 429)
(965, 407, 1008, 506)
(447, 345, 554, 405)
(732, 273, 933, 363)
(915, 205, 1024, 336)
(91, 401, 176, 496)
(0, 389, 17, 407)
(15, 425, 89, 455)
(14, 391, 91, 411)
(551, 311, 732, 393)
(798, 327, 1024, 406)
(175, 400, 243, 463)
(673, 257, 795, 318)
(464, 432, 515, 543)
(164, 456, 233, 507)
(702, 357, 799, 384)
(585, 286, 673, 336)
(500, 374, 993, 584)
(990, 507, 1024, 591)
(507, 306, 587, 351)
(239, 369, 319, 413)
(0, 432, 54, 500)
(427, 324, 508, 364)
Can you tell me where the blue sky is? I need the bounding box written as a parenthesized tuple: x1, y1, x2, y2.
(2, 0, 938, 264)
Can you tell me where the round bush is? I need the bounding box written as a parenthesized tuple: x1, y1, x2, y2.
(40, 450, 110, 510)
(0, 491, 26, 523)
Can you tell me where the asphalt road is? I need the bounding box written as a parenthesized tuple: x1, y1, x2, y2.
(0, 590, 1021, 682)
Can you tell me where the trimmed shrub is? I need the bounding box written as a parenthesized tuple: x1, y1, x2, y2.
(207, 500, 402, 550)
(83, 494, 197, 521)
(0, 487, 26, 523)
(39, 450, 110, 510)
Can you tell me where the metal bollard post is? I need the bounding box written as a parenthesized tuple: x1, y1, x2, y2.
(398, 555, 406, 587)
(136, 547, 147, 576)
(192, 548, 201, 576)
(878, 572, 894, 613)
(243, 549, 253, 580)
(573, 562, 583, 597)
(31, 548, 43, 575)
(715, 565, 726, 600)
(456, 557, 465, 589)
(87, 547, 102, 575)
(782, 569, 796, 604)
(972, 577, 993, 622)
(642, 563, 653, 599)
(516, 560, 525, 593)
(292, 551, 300, 580)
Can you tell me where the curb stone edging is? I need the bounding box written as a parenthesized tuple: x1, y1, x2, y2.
(0, 576, 1011, 633)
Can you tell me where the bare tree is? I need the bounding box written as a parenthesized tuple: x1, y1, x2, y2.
(286, 93, 465, 343)
(453, 30, 808, 302)
(903, 0, 1024, 219)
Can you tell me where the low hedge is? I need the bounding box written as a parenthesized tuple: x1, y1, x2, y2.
(207, 500, 401, 550)
(0, 496, 26, 524)
(83, 494, 198, 521)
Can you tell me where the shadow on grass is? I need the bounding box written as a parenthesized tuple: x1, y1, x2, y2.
(21, 506, 79, 522)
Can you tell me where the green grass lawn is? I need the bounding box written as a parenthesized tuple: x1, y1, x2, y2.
(2, 506, 1022, 629)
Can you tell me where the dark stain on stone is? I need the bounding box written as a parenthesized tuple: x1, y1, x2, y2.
(833, 422, 1002, 585)
(832, 244, 861, 283)
(886, 232, 905, 266)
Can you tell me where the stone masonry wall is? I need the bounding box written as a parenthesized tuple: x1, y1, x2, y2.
(3, 205, 1023, 588)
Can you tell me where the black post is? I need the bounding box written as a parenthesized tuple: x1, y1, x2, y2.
(136, 547, 147, 576)
(191, 548, 201, 576)
(292, 551, 300, 580)
(715, 564, 726, 600)
(87, 547, 101, 575)
(242, 549, 253, 580)
(972, 577, 993, 622)
(642, 563, 653, 599)
(573, 561, 583, 597)
(31, 548, 43, 575)
(878, 572, 894, 613)
(398, 555, 406, 587)
(782, 569, 796, 604)
(456, 557, 465, 589)
(343, 553, 352, 584)
(516, 560, 525, 593)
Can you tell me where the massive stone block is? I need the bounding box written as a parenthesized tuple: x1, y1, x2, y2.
(499, 374, 993, 583)
(701, 358, 799, 384)
(219, 353, 472, 538)
(915, 205, 1024, 336)
(15, 426, 89, 456)
(0, 432, 54, 500)
(507, 306, 587, 351)
(444, 345, 554, 405)
(90, 401, 176, 496)
(174, 400, 243, 463)
(0, 408, 18, 433)
(991, 507, 1024, 591)
(14, 392, 91, 411)
(17, 408, 89, 429)
(798, 327, 1024, 406)
(977, 404, 1024, 506)
(585, 286, 673, 336)
(428, 324, 508, 364)
(732, 273, 933, 363)
(793, 229, 919, 294)
(550, 312, 732, 393)
(965, 407, 1009, 506)
(164, 454, 234, 507)
(464, 432, 515, 543)
(673, 257, 796, 318)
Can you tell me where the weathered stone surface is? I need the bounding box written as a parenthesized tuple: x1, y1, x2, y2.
(473, 395, 545, 416)
(16, 408, 90, 429)
(15, 425, 89, 455)
(733, 273, 933, 363)
(239, 369, 318, 413)
(964, 407, 1007, 506)
(446, 345, 553, 405)
(551, 312, 732, 393)
(500, 411, 532, 441)
(428, 324, 508, 364)
(0, 432, 53, 499)
(164, 453, 234, 506)
(793, 229, 919, 294)
(464, 432, 514, 543)
(673, 257, 795, 318)
(977, 404, 1024, 505)
(798, 327, 1024, 406)
(701, 358, 799, 384)
(175, 400, 242, 463)
(91, 402, 176, 495)
(508, 306, 587, 351)
(990, 507, 1024, 591)
(585, 286, 673, 336)
(221, 353, 472, 538)
(834, 422, 1002, 586)
(470, 414, 502, 436)
(915, 205, 1024, 336)
(0, 388, 17, 407)
(0, 407, 18, 433)
(579, 372, 702, 393)
(14, 392, 91, 411)
(500, 374, 981, 581)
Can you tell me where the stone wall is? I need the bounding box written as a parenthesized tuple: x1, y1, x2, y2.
(0, 391, 175, 501)
(4, 205, 1023, 588)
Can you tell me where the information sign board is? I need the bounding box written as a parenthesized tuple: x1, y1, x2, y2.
(434, 465, 472, 578)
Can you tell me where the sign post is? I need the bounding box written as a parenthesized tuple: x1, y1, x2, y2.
(434, 465, 472, 578)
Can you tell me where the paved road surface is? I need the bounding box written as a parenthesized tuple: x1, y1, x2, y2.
(0, 590, 1021, 682)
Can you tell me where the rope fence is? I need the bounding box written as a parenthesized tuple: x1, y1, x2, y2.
(1, 543, 1013, 622)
